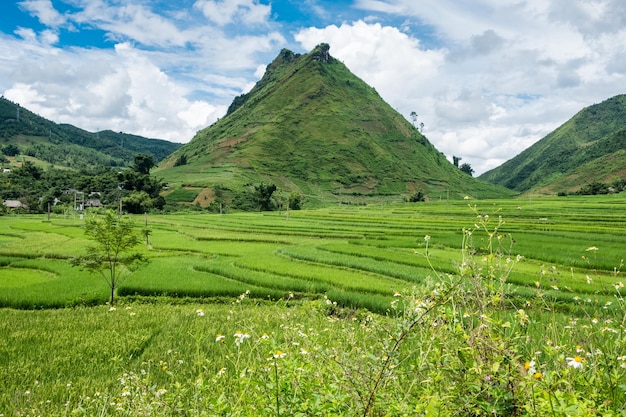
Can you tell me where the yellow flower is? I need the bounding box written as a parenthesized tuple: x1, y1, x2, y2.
(533, 372, 542, 379)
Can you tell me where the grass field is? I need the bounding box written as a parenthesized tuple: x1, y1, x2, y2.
(2, 195, 626, 415)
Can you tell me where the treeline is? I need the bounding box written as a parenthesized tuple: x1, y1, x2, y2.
(558, 177, 626, 196)
(0, 154, 165, 214)
(204, 183, 302, 213)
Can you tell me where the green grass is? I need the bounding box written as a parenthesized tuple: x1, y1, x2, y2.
(1, 196, 626, 310)
(164, 188, 201, 203)
(3, 196, 626, 414)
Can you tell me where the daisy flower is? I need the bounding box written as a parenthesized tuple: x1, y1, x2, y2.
(566, 355, 584, 369)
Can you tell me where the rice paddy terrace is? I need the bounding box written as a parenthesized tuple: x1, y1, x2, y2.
(1, 196, 625, 311)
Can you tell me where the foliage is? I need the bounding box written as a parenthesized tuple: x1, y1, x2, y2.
(288, 191, 302, 210)
(2, 143, 20, 156)
(253, 182, 277, 211)
(70, 211, 146, 305)
(573, 178, 626, 195)
(173, 154, 187, 166)
(480, 94, 626, 193)
(118, 161, 166, 213)
(460, 162, 475, 176)
(131, 154, 156, 175)
(409, 190, 425, 202)
(0, 97, 181, 168)
(0, 155, 167, 213)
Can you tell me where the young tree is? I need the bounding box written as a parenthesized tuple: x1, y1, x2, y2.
(70, 211, 146, 305)
(253, 183, 277, 211)
(459, 162, 475, 176)
(409, 111, 418, 126)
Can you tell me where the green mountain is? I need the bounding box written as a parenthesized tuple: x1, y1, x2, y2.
(0, 97, 181, 168)
(157, 44, 513, 207)
(479, 94, 626, 194)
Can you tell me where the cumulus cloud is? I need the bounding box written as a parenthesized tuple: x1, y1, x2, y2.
(193, 0, 271, 26)
(2, 0, 625, 176)
(296, 0, 626, 174)
(1, 0, 286, 143)
(1, 36, 223, 142)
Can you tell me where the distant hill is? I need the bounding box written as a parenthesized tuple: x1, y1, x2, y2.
(479, 94, 626, 194)
(0, 97, 181, 169)
(156, 44, 513, 207)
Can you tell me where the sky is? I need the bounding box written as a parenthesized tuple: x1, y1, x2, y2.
(1, 0, 625, 175)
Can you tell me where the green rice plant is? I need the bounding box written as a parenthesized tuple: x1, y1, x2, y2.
(5, 203, 626, 415)
(0, 258, 108, 308)
(277, 244, 433, 284)
(119, 255, 282, 300)
(194, 258, 328, 295)
(236, 250, 407, 296)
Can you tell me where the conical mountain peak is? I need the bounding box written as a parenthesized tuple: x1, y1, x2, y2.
(157, 44, 512, 206)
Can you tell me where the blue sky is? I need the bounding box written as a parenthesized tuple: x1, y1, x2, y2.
(1, 0, 625, 174)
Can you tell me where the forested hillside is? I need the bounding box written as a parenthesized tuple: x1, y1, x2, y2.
(0, 97, 180, 169)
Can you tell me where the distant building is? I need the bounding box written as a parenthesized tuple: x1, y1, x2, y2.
(3, 200, 26, 209)
(85, 199, 103, 208)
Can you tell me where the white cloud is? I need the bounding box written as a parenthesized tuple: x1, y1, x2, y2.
(0, 0, 287, 144)
(2, 0, 625, 177)
(193, 0, 271, 26)
(1, 38, 223, 142)
(19, 0, 66, 27)
(295, 0, 626, 174)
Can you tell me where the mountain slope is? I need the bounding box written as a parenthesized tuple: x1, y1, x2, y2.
(479, 94, 626, 193)
(0, 97, 181, 168)
(157, 44, 513, 206)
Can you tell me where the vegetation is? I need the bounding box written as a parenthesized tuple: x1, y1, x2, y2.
(480, 94, 626, 194)
(460, 162, 474, 176)
(0, 156, 168, 214)
(2, 197, 626, 414)
(70, 211, 146, 305)
(156, 44, 513, 207)
(0, 97, 181, 169)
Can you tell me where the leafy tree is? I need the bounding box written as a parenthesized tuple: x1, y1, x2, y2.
(173, 154, 187, 167)
(70, 211, 146, 305)
(460, 163, 474, 176)
(409, 191, 425, 202)
(131, 154, 155, 175)
(288, 191, 302, 210)
(576, 181, 609, 195)
(2, 144, 20, 156)
(253, 183, 277, 211)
